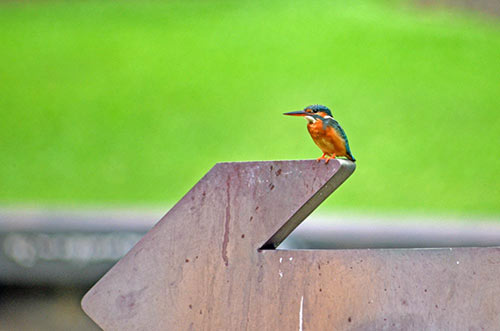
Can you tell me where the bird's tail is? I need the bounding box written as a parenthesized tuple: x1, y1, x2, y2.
(347, 153, 356, 162)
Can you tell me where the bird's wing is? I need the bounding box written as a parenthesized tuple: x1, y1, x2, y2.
(322, 117, 355, 161)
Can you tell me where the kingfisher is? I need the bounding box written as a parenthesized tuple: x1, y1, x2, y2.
(284, 104, 356, 163)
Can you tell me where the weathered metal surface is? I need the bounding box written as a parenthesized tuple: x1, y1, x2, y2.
(81, 160, 500, 330)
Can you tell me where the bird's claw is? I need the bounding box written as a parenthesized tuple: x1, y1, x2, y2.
(324, 155, 336, 164)
(316, 153, 327, 162)
(316, 154, 336, 164)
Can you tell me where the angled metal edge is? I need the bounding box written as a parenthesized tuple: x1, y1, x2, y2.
(261, 159, 356, 249)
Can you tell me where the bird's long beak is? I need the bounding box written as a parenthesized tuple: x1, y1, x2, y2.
(283, 110, 309, 116)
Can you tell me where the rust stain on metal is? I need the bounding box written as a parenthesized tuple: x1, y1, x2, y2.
(222, 175, 231, 266)
(114, 286, 147, 320)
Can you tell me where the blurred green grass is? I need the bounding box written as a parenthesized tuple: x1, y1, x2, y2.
(0, 0, 499, 215)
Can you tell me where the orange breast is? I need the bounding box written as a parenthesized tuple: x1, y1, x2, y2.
(307, 121, 347, 157)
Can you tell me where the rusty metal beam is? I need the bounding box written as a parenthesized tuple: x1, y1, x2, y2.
(81, 160, 500, 330)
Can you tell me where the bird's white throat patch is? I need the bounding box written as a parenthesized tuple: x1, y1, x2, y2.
(305, 116, 316, 124)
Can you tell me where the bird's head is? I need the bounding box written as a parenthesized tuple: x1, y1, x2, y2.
(283, 104, 333, 123)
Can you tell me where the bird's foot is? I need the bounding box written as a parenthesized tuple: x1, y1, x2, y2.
(324, 155, 336, 164)
(316, 153, 327, 162)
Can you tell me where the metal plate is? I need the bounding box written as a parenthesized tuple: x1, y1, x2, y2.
(82, 160, 500, 330)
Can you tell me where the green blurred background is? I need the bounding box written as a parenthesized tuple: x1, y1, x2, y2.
(1, 1, 499, 329)
(1, 0, 499, 216)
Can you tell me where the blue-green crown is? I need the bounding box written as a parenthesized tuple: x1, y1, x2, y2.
(305, 104, 332, 117)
